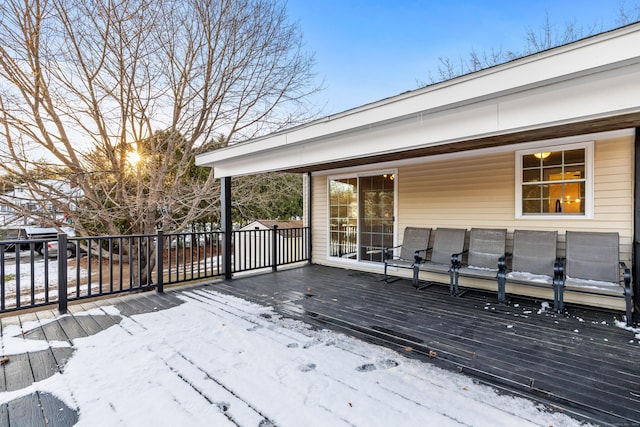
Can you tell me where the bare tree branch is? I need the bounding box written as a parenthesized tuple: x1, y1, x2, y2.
(0, 0, 318, 236)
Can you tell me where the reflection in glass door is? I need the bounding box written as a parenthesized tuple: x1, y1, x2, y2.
(359, 174, 395, 262)
(329, 178, 358, 259)
(328, 173, 395, 263)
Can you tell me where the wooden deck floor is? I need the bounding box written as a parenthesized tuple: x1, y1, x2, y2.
(1, 264, 639, 425)
(213, 265, 640, 426)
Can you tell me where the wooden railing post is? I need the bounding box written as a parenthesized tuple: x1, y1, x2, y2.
(156, 230, 164, 293)
(272, 225, 278, 272)
(58, 233, 68, 314)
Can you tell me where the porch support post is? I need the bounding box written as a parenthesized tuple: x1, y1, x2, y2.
(634, 127, 640, 323)
(221, 176, 233, 280)
(306, 172, 312, 263)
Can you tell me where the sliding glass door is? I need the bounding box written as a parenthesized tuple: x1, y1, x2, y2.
(329, 172, 396, 263)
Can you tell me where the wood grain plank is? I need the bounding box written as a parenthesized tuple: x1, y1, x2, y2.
(27, 350, 63, 383)
(7, 393, 46, 427)
(38, 392, 78, 427)
(3, 353, 34, 392)
(0, 403, 8, 427)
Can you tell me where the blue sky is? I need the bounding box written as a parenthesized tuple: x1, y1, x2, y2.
(286, 0, 632, 114)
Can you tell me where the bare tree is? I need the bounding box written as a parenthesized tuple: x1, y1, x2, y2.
(0, 0, 317, 238)
(617, 1, 640, 25)
(421, 5, 640, 85)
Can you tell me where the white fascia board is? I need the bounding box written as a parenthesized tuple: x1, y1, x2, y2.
(207, 64, 640, 178)
(196, 24, 640, 176)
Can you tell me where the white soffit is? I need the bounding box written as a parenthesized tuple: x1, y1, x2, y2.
(196, 23, 640, 177)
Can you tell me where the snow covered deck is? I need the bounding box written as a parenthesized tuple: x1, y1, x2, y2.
(0, 264, 639, 425)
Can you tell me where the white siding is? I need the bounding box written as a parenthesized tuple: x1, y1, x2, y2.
(310, 136, 634, 308)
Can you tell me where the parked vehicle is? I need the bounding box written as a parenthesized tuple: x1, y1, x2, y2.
(46, 241, 77, 258)
(1, 226, 74, 255)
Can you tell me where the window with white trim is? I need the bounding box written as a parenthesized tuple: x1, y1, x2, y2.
(516, 142, 593, 218)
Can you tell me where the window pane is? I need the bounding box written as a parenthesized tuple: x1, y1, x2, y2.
(522, 169, 540, 182)
(564, 165, 584, 180)
(564, 149, 585, 165)
(523, 200, 542, 214)
(522, 184, 541, 199)
(543, 151, 562, 166)
(562, 182, 584, 214)
(522, 154, 540, 168)
(543, 167, 563, 181)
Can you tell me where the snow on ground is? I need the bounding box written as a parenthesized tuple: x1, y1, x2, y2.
(0, 289, 590, 427)
(2, 256, 88, 294)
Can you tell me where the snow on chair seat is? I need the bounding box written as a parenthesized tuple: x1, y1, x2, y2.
(496, 230, 558, 308)
(558, 231, 632, 326)
(451, 228, 506, 297)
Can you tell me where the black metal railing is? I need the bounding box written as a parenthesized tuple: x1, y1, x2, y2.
(232, 225, 310, 272)
(0, 226, 310, 314)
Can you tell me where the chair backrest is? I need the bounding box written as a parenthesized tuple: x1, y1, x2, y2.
(468, 228, 507, 269)
(399, 227, 431, 260)
(565, 231, 619, 282)
(430, 228, 466, 265)
(512, 230, 557, 275)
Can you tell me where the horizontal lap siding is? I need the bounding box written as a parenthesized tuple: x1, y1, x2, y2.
(399, 136, 633, 263)
(591, 137, 633, 262)
(400, 153, 514, 229)
(311, 135, 634, 268)
(312, 177, 328, 264)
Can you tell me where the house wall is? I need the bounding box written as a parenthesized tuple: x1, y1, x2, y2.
(310, 134, 634, 309)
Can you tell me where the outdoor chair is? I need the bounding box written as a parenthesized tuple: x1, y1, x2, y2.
(557, 231, 632, 325)
(451, 228, 506, 297)
(496, 229, 558, 306)
(383, 227, 431, 283)
(412, 228, 466, 291)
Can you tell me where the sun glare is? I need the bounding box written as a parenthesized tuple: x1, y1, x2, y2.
(127, 151, 141, 166)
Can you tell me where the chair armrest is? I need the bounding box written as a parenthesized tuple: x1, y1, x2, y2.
(620, 261, 632, 287)
(498, 253, 512, 271)
(620, 262, 633, 326)
(384, 245, 402, 260)
(554, 257, 566, 279)
(451, 249, 469, 268)
(414, 247, 429, 263)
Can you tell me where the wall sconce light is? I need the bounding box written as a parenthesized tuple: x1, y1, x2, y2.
(534, 152, 551, 159)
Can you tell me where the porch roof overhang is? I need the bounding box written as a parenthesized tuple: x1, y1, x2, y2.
(195, 23, 640, 178)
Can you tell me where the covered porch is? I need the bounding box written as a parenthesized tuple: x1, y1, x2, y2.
(197, 23, 640, 319)
(2, 264, 639, 425)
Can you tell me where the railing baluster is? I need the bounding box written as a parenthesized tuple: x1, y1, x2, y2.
(156, 230, 164, 293)
(118, 237, 123, 292)
(272, 225, 278, 272)
(30, 244, 35, 306)
(44, 241, 50, 304)
(0, 247, 5, 311)
(109, 238, 114, 293)
(58, 233, 68, 314)
(0, 227, 311, 314)
(15, 248, 21, 309)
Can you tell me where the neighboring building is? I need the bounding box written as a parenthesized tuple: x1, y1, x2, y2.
(234, 220, 305, 271)
(197, 24, 640, 312)
(0, 179, 82, 227)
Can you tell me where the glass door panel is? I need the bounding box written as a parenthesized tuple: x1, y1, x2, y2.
(359, 174, 395, 262)
(329, 173, 395, 263)
(329, 178, 358, 259)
